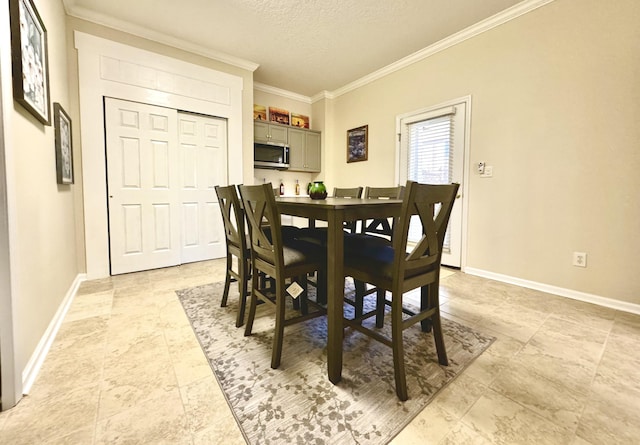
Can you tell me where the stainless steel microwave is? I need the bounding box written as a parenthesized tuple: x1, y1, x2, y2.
(254, 142, 290, 169)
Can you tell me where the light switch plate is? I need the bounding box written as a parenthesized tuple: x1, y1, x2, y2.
(480, 166, 493, 177)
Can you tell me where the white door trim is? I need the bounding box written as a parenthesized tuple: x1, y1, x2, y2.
(75, 32, 244, 279)
(395, 95, 472, 271)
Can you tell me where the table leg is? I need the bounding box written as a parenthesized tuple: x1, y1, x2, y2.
(326, 209, 344, 384)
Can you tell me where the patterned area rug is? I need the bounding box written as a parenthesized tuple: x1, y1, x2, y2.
(176, 281, 493, 445)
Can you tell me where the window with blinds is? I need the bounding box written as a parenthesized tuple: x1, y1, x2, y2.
(406, 112, 455, 251)
(407, 115, 454, 184)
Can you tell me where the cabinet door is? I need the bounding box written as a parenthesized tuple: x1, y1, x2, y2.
(305, 131, 321, 172)
(268, 124, 288, 144)
(254, 121, 288, 144)
(254, 121, 270, 143)
(288, 128, 306, 170)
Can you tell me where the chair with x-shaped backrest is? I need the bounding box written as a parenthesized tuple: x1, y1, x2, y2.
(239, 183, 327, 369)
(215, 185, 251, 327)
(345, 185, 405, 320)
(343, 180, 459, 401)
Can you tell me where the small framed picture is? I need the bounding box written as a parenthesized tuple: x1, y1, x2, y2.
(253, 104, 267, 120)
(269, 107, 290, 125)
(54, 103, 73, 184)
(9, 0, 51, 125)
(347, 125, 368, 163)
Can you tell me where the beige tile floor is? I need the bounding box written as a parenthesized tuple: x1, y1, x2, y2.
(0, 259, 639, 444)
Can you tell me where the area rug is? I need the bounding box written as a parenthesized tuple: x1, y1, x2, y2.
(176, 281, 493, 445)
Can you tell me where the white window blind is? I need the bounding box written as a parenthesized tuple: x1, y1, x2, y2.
(406, 111, 455, 251)
(407, 114, 454, 184)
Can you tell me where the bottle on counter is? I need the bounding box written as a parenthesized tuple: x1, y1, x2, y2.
(295, 179, 300, 195)
(279, 180, 284, 196)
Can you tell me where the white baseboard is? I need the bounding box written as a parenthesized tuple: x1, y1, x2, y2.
(464, 267, 640, 316)
(21, 273, 87, 394)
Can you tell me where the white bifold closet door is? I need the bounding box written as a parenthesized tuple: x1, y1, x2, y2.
(105, 97, 227, 275)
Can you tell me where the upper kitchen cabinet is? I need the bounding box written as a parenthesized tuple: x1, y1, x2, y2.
(254, 121, 288, 145)
(288, 127, 321, 172)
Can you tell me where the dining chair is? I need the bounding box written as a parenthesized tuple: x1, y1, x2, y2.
(345, 185, 405, 320)
(238, 183, 327, 369)
(333, 187, 364, 233)
(295, 186, 364, 304)
(359, 185, 405, 238)
(342, 180, 459, 401)
(215, 185, 251, 327)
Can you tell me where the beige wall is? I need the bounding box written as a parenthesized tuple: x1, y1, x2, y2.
(325, 0, 640, 304)
(0, 0, 77, 393)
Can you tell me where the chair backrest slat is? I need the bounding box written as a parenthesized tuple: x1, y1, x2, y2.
(364, 186, 405, 200)
(361, 185, 405, 238)
(238, 184, 284, 269)
(333, 187, 363, 198)
(215, 185, 246, 250)
(392, 181, 459, 276)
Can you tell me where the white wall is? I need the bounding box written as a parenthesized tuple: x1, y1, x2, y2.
(325, 0, 640, 305)
(74, 31, 246, 279)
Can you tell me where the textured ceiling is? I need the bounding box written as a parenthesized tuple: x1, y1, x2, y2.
(63, 0, 525, 97)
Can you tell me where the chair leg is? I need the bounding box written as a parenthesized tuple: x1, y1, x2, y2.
(271, 279, 286, 369)
(354, 279, 365, 321)
(244, 268, 259, 337)
(375, 289, 386, 328)
(221, 253, 232, 307)
(299, 275, 309, 315)
(391, 295, 408, 401)
(420, 285, 433, 333)
(422, 283, 448, 365)
(291, 278, 301, 310)
(235, 257, 249, 327)
(432, 310, 449, 366)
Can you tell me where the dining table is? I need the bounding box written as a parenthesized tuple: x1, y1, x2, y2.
(275, 196, 403, 384)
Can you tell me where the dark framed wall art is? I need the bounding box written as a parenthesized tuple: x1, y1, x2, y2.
(347, 125, 368, 163)
(54, 103, 73, 184)
(9, 0, 51, 125)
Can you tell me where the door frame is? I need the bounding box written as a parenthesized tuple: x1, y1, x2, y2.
(75, 32, 245, 279)
(395, 95, 472, 271)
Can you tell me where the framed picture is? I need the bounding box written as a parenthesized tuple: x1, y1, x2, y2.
(9, 0, 51, 125)
(54, 103, 73, 184)
(269, 107, 290, 125)
(291, 113, 310, 128)
(347, 125, 368, 163)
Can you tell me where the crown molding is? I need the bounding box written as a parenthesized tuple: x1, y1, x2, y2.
(63, 0, 554, 100)
(311, 91, 334, 103)
(331, 0, 555, 98)
(253, 82, 312, 104)
(63, 4, 259, 72)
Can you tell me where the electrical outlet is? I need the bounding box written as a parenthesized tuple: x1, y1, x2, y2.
(572, 252, 587, 268)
